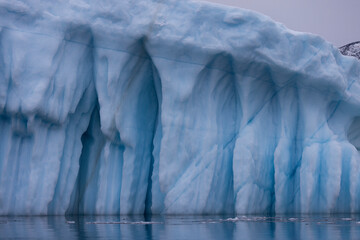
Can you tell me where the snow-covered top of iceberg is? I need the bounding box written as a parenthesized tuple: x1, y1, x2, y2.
(0, 0, 354, 123)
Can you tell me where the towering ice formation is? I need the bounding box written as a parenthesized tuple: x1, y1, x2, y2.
(1, 0, 360, 215)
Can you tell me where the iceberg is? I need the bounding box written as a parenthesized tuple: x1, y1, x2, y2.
(0, 0, 360, 215)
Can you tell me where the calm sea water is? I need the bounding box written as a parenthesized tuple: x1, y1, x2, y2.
(1, 214, 360, 239)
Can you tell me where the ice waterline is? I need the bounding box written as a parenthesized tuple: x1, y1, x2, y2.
(0, 0, 360, 215)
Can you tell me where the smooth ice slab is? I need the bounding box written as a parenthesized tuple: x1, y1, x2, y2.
(0, 0, 360, 215)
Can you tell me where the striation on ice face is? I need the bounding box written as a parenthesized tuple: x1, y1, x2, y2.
(1, 0, 360, 215)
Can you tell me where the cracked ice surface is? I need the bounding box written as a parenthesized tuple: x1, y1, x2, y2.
(0, 0, 360, 215)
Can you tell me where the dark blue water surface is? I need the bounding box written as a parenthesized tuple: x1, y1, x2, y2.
(1, 215, 360, 239)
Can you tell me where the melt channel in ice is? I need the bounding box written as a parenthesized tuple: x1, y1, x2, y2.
(0, 0, 360, 215)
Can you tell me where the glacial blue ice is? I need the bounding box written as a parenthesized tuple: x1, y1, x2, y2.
(0, 0, 360, 215)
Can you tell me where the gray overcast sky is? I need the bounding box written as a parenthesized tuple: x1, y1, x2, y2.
(201, 0, 359, 47)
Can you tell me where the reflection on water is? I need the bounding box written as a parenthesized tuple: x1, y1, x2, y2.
(1, 215, 360, 239)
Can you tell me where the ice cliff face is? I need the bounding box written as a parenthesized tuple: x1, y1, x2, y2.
(1, 0, 360, 215)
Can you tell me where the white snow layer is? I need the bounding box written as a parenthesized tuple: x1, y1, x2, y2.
(0, 0, 360, 215)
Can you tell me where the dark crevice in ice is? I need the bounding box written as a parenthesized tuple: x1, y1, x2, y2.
(66, 102, 105, 215)
(347, 117, 360, 151)
(142, 40, 162, 216)
(48, 25, 97, 215)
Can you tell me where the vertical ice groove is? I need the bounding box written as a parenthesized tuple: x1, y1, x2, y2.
(145, 58, 162, 215)
(149, 62, 165, 214)
(66, 103, 106, 215)
(203, 53, 239, 214)
(118, 40, 160, 214)
(90, 38, 161, 214)
(46, 25, 97, 215)
(274, 84, 302, 213)
(0, 27, 8, 111)
(148, 52, 241, 214)
(233, 66, 280, 214)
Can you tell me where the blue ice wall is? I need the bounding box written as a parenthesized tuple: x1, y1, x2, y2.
(0, 0, 360, 215)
